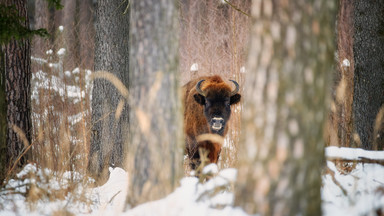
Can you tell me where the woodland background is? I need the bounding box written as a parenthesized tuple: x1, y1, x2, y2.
(0, 0, 384, 215)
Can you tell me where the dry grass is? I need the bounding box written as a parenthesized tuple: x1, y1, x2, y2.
(0, 1, 96, 209)
(327, 0, 354, 147)
(180, 0, 251, 169)
(2, 0, 252, 211)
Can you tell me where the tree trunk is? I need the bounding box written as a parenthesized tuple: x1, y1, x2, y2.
(78, 0, 94, 70)
(235, 1, 336, 215)
(328, 0, 355, 148)
(89, 0, 130, 180)
(352, 0, 384, 150)
(127, 0, 183, 206)
(63, 0, 79, 70)
(2, 0, 32, 171)
(0, 47, 6, 184)
(31, 0, 49, 58)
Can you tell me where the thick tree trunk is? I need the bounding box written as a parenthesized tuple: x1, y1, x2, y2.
(235, 1, 336, 215)
(127, 0, 183, 206)
(89, 0, 130, 179)
(2, 0, 32, 171)
(352, 1, 384, 150)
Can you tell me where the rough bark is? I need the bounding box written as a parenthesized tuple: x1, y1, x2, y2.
(2, 0, 32, 172)
(235, 1, 336, 215)
(127, 0, 183, 206)
(89, 0, 130, 179)
(0, 47, 6, 184)
(352, 0, 384, 150)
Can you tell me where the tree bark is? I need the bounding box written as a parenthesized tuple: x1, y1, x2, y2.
(78, 0, 94, 70)
(328, 0, 355, 148)
(89, 0, 130, 179)
(127, 0, 183, 206)
(235, 1, 336, 215)
(2, 0, 32, 171)
(352, 0, 384, 150)
(0, 47, 6, 184)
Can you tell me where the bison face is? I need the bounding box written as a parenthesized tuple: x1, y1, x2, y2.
(194, 79, 241, 135)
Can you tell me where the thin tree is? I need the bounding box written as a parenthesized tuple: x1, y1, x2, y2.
(328, 0, 354, 148)
(235, 1, 336, 215)
(126, 0, 183, 206)
(88, 0, 130, 180)
(1, 0, 32, 175)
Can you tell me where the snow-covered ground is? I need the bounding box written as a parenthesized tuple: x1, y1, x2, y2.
(322, 147, 384, 216)
(0, 147, 383, 216)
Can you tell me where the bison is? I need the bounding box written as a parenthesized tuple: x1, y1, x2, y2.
(183, 75, 241, 169)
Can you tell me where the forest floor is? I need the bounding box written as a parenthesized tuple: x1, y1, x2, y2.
(0, 147, 383, 216)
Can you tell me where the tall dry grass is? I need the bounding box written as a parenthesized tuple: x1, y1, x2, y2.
(2, 0, 252, 210)
(180, 0, 251, 169)
(0, 1, 96, 208)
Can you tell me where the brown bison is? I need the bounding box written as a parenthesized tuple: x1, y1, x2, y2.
(183, 75, 241, 169)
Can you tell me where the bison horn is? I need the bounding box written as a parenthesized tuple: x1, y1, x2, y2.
(229, 80, 239, 96)
(196, 79, 206, 96)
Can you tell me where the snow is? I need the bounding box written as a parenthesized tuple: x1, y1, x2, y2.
(326, 146, 384, 160)
(322, 161, 384, 216)
(73, 67, 80, 74)
(190, 63, 198, 72)
(65, 70, 72, 77)
(342, 59, 350, 67)
(124, 169, 246, 216)
(57, 48, 66, 56)
(240, 66, 246, 74)
(202, 163, 219, 175)
(1, 148, 383, 216)
(31, 56, 48, 65)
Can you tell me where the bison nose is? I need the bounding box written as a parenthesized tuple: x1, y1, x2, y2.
(211, 117, 224, 131)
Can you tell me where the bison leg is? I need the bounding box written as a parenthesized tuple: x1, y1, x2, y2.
(189, 141, 222, 170)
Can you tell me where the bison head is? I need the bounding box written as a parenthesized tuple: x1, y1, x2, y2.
(194, 79, 241, 135)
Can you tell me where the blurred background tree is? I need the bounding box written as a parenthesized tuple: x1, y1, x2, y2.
(235, 1, 336, 215)
(126, 0, 183, 206)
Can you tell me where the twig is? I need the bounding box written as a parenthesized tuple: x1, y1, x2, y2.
(324, 166, 348, 196)
(6, 126, 36, 177)
(108, 190, 121, 203)
(224, 0, 250, 17)
(327, 157, 384, 165)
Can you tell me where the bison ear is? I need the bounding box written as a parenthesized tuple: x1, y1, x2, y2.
(194, 93, 205, 105)
(230, 94, 241, 105)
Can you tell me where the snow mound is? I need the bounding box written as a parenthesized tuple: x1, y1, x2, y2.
(125, 168, 247, 216)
